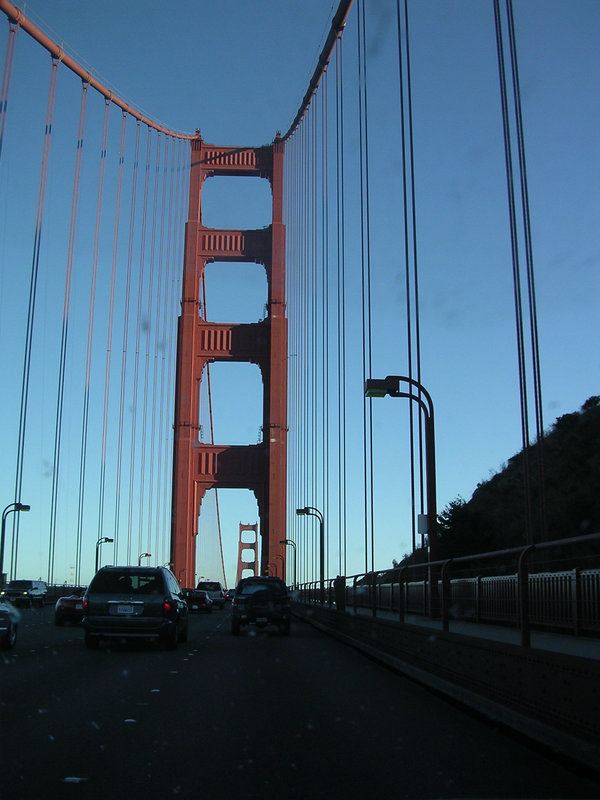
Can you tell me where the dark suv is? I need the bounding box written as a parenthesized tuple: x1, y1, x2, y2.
(83, 566, 188, 650)
(231, 576, 291, 636)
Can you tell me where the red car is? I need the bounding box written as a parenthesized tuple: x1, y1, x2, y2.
(54, 594, 85, 626)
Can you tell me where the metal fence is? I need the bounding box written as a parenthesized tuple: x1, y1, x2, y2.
(293, 532, 600, 646)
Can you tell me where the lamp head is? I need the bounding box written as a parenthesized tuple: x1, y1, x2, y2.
(364, 378, 389, 398)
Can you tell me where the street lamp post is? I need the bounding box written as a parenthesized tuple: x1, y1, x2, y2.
(1, 502, 30, 582)
(296, 507, 324, 603)
(280, 538, 297, 586)
(365, 375, 439, 613)
(95, 536, 114, 574)
(138, 552, 152, 566)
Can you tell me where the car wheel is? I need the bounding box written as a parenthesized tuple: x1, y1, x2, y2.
(1, 621, 17, 649)
(231, 619, 241, 636)
(161, 626, 178, 651)
(84, 632, 99, 650)
(178, 622, 188, 643)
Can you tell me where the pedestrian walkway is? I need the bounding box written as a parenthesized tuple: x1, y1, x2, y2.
(344, 605, 600, 660)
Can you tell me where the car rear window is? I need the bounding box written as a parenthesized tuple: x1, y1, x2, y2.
(197, 581, 222, 592)
(90, 571, 164, 594)
(238, 580, 286, 597)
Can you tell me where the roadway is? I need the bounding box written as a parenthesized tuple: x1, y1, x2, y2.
(2, 605, 599, 799)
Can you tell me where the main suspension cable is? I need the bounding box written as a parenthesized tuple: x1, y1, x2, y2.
(0, 17, 18, 163)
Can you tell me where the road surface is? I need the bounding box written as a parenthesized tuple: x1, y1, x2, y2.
(1, 604, 598, 798)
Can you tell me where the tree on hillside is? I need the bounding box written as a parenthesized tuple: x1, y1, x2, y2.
(393, 396, 600, 566)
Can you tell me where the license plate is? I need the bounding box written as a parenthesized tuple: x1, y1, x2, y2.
(256, 617, 267, 623)
(75, 602, 83, 610)
(191, 604, 198, 610)
(117, 604, 134, 615)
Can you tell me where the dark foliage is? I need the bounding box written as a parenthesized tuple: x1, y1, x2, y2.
(398, 396, 600, 565)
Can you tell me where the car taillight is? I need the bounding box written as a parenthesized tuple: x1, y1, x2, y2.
(163, 598, 174, 615)
(82, 599, 89, 613)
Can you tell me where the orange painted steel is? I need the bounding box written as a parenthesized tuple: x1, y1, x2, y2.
(0, 0, 194, 139)
(171, 137, 287, 587)
(282, 0, 354, 140)
(235, 523, 259, 585)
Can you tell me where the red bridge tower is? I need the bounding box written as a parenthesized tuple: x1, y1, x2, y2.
(171, 137, 287, 588)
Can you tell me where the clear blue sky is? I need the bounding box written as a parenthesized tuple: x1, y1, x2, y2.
(0, 0, 598, 587)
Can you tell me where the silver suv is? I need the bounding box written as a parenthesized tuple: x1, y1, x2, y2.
(196, 579, 226, 609)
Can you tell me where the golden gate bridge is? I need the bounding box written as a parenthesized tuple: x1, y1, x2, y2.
(0, 0, 597, 593)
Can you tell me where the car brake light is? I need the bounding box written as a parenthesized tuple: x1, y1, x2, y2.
(82, 599, 89, 613)
(163, 598, 174, 614)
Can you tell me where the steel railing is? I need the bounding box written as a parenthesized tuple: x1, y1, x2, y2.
(292, 531, 600, 646)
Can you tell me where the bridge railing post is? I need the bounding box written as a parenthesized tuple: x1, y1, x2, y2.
(441, 559, 453, 632)
(397, 567, 406, 624)
(371, 571, 377, 618)
(518, 545, 535, 647)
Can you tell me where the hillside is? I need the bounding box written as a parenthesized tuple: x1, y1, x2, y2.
(398, 396, 600, 566)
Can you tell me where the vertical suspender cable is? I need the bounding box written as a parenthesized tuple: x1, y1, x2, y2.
(148, 136, 170, 556)
(0, 18, 18, 164)
(396, 0, 424, 553)
(404, 0, 425, 531)
(113, 120, 141, 553)
(313, 104, 320, 580)
(97, 111, 128, 550)
(301, 122, 313, 576)
(48, 79, 89, 585)
(302, 121, 309, 545)
(321, 72, 330, 580)
(75, 99, 110, 584)
(156, 137, 178, 564)
(357, 0, 374, 573)
(11, 56, 59, 580)
(335, 38, 348, 576)
(138, 133, 162, 555)
(396, 1, 415, 553)
(126, 126, 152, 564)
(505, 0, 546, 541)
(289, 133, 303, 579)
(494, 0, 533, 545)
